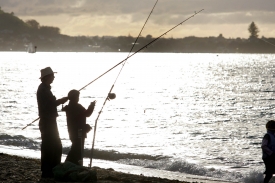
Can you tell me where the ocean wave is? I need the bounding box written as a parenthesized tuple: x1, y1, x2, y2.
(242, 170, 264, 183)
(0, 134, 268, 182)
(0, 134, 169, 162)
(0, 134, 267, 182)
(69, 147, 169, 161)
(116, 158, 260, 182)
(0, 134, 40, 149)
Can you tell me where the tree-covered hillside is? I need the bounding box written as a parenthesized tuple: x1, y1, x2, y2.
(0, 8, 275, 53)
(0, 9, 31, 33)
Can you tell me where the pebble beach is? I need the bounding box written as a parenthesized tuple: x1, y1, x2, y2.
(0, 153, 190, 183)
(0, 152, 238, 183)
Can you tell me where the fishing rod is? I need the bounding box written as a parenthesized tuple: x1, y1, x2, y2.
(89, 0, 159, 167)
(88, 8, 204, 167)
(22, 9, 204, 131)
(22, 117, 39, 130)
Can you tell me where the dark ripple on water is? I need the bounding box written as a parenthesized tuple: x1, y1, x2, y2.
(0, 134, 40, 149)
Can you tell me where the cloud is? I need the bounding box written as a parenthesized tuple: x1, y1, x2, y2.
(3, 0, 274, 16)
(0, 0, 274, 38)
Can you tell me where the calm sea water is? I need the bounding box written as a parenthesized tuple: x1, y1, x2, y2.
(1, 52, 275, 182)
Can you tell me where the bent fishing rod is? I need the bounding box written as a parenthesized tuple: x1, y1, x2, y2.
(22, 9, 204, 131)
(89, 8, 204, 167)
(89, 0, 159, 167)
(22, 1, 158, 131)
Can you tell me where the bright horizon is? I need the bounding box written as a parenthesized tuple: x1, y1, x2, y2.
(1, 0, 275, 39)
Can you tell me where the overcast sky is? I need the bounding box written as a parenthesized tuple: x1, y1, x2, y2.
(1, 0, 274, 38)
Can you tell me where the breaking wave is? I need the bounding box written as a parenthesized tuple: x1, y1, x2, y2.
(0, 134, 40, 149)
(0, 133, 266, 182)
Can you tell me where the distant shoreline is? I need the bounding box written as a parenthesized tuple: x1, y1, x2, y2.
(1, 8, 275, 54)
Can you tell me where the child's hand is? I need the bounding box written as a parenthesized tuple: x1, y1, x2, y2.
(91, 100, 96, 106)
(88, 100, 96, 109)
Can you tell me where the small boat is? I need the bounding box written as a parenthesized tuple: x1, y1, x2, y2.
(27, 43, 37, 53)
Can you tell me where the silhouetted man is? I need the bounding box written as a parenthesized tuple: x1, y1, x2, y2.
(37, 67, 68, 179)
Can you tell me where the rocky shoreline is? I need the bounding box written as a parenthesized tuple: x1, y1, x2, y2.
(0, 153, 191, 183)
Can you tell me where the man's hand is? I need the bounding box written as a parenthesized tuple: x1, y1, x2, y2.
(60, 97, 68, 104)
(56, 97, 68, 106)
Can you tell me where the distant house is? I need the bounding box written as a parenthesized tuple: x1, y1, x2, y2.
(0, 29, 13, 34)
(22, 37, 29, 43)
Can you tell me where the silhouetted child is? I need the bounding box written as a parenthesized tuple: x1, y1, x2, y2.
(262, 120, 275, 183)
(62, 89, 96, 165)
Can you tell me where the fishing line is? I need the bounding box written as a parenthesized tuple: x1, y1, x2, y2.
(89, 8, 204, 167)
(114, 0, 159, 85)
(22, 9, 204, 130)
(261, 38, 275, 47)
(89, 0, 159, 167)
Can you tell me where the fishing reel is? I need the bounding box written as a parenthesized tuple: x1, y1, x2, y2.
(108, 93, 116, 100)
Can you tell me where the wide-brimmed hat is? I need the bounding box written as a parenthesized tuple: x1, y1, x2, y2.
(39, 67, 56, 79)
